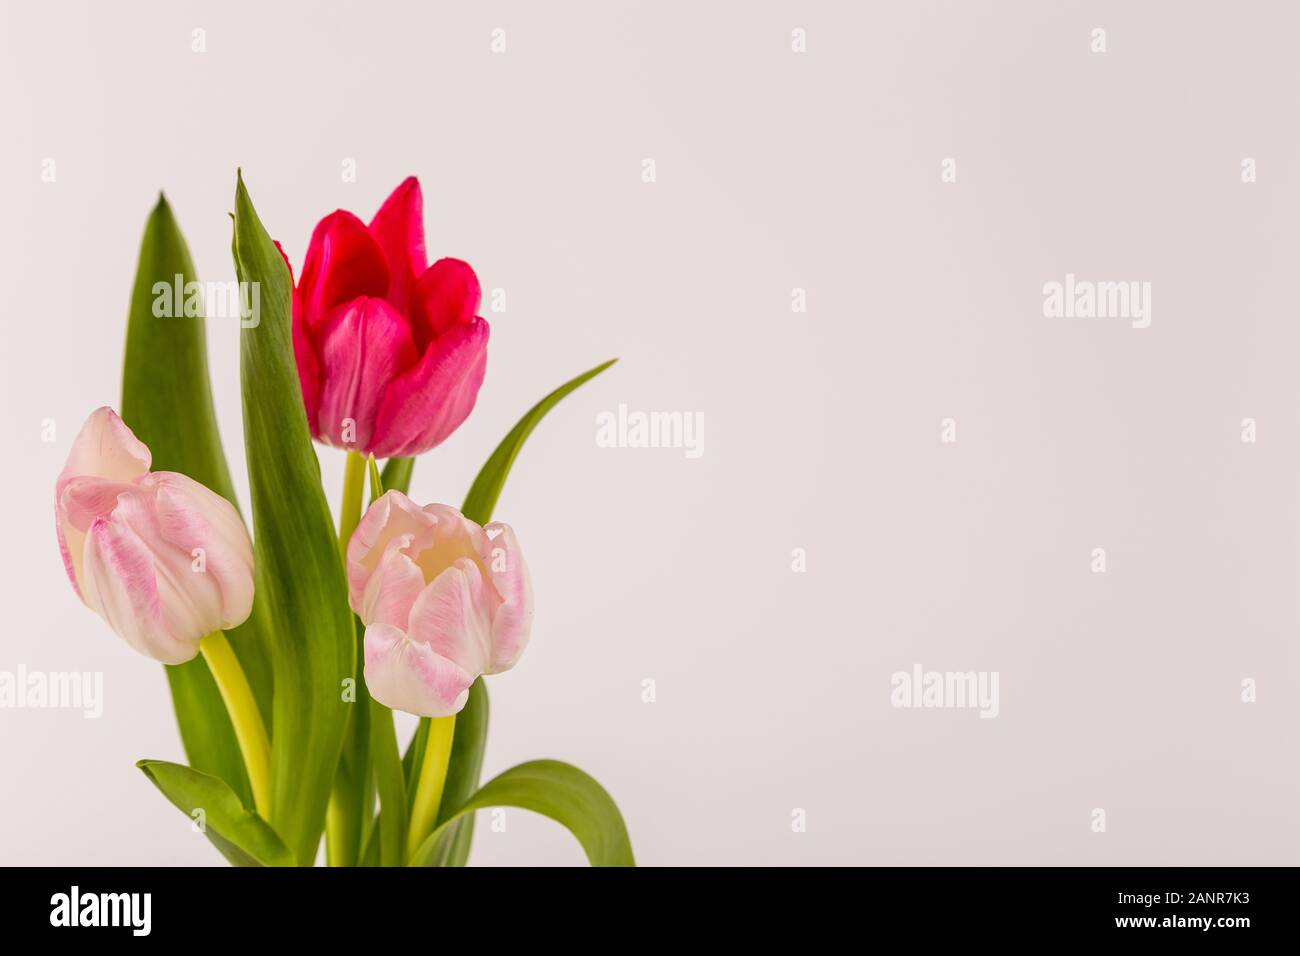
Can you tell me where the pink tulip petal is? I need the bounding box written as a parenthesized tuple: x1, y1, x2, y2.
(57, 407, 153, 485)
(363, 622, 474, 717)
(296, 210, 389, 335)
(55, 408, 152, 597)
(148, 473, 255, 630)
(368, 177, 427, 311)
(405, 504, 482, 582)
(347, 490, 438, 605)
(369, 316, 489, 459)
(109, 491, 225, 646)
(410, 258, 481, 348)
(477, 522, 534, 674)
(406, 558, 497, 678)
(315, 297, 419, 451)
(81, 516, 199, 665)
(60, 477, 137, 532)
(347, 491, 483, 626)
(359, 545, 426, 629)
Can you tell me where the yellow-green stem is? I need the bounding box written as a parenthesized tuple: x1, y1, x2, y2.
(199, 631, 271, 818)
(338, 450, 366, 559)
(326, 449, 368, 866)
(407, 715, 455, 860)
(325, 777, 359, 867)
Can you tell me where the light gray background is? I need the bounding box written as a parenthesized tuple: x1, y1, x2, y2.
(2, 0, 1298, 865)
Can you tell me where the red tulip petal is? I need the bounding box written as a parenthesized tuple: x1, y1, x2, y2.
(276, 239, 322, 432)
(297, 210, 389, 335)
(411, 257, 481, 349)
(369, 316, 489, 459)
(273, 240, 295, 283)
(315, 296, 419, 452)
(369, 177, 427, 311)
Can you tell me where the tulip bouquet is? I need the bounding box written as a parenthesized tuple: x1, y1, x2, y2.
(54, 173, 632, 867)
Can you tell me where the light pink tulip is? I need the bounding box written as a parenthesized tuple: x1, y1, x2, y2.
(347, 490, 533, 717)
(55, 408, 255, 664)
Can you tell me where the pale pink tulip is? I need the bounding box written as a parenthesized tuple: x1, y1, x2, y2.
(55, 408, 254, 664)
(347, 491, 533, 716)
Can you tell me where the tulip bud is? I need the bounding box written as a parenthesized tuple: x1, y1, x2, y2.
(347, 491, 533, 717)
(55, 408, 255, 664)
(289, 177, 489, 458)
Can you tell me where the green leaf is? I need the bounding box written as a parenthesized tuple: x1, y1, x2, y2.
(120, 194, 273, 807)
(423, 677, 489, 866)
(136, 759, 293, 867)
(410, 760, 634, 867)
(461, 358, 617, 524)
(233, 171, 356, 865)
(368, 699, 407, 866)
(380, 456, 413, 496)
(122, 195, 236, 501)
(401, 713, 429, 791)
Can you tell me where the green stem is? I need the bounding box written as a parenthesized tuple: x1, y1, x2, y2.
(325, 776, 359, 867)
(338, 450, 366, 559)
(407, 715, 455, 860)
(369, 700, 408, 865)
(326, 449, 368, 866)
(199, 631, 271, 819)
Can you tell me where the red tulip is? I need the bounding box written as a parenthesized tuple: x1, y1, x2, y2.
(290, 178, 489, 458)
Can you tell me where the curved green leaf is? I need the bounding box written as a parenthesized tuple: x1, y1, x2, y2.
(137, 759, 292, 867)
(461, 358, 616, 524)
(233, 171, 356, 865)
(120, 195, 272, 806)
(410, 760, 634, 867)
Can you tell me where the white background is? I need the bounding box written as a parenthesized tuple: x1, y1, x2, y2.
(2, 0, 1298, 865)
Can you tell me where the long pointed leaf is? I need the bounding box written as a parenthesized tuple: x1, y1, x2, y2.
(233, 171, 355, 865)
(461, 358, 617, 524)
(120, 195, 272, 805)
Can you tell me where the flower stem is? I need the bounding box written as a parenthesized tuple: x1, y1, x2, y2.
(407, 715, 456, 861)
(326, 449, 368, 866)
(325, 777, 360, 867)
(338, 450, 366, 560)
(199, 630, 271, 819)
